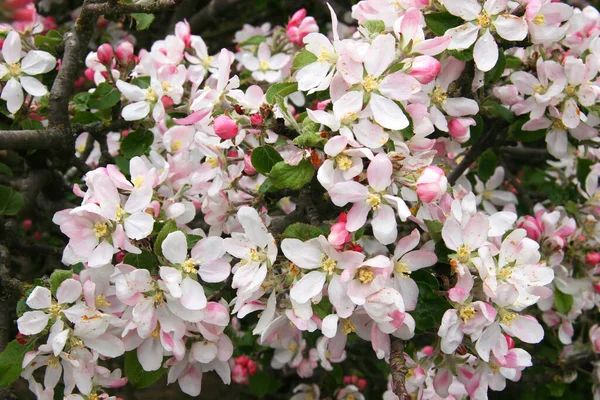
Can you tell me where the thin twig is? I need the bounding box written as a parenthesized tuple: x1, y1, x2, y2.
(390, 337, 411, 400)
(448, 127, 501, 185)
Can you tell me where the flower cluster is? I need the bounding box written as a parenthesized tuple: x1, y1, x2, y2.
(3, 0, 600, 399)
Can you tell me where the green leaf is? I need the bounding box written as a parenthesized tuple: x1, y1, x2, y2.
(50, 269, 74, 295)
(0, 339, 38, 387)
(0, 162, 12, 177)
(124, 351, 167, 389)
(0, 185, 24, 216)
(312, 297, 333, 319)
(239, 35, 266, 47)
(265, 82, 299, 105)
(72, 111, 103, 124)
(292, 49, 318, 72)
(482, 100, 514, 122)
(505, 55, 522, 70)
(411, 270, 449, 333)
(123, 250, 155, 271)
(424, 12, 464, 36)
(22, 119, 45, 130)
(251, 145, 284, 175)
(187, 234, 203, 249)
(283, 223, 324, 241)
(485, 50, 506, 84)
(88, 82, 121, 110)
(120, 128, 154, 159)
(33, 30, 62, 56)
(554, 289, 573, 315)
(547, 382, 567, 397)
(294, 132, 326, 147)
(131, 76, 151, 89)
(249, 371, 282, 397)
(131, 13, 155, 31)
(577, 158, 594, 186)
(477, 150, 498, 181)
(72, 92, 90, 111)
(424, 220, 443, 242)
(258, 178, 276, 193)
(448, 48, 473, 61)
(269, 159, 314, 190)
(363, 19, 386, 35)
(154, 220, 178, 259)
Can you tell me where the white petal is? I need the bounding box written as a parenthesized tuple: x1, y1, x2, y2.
(17, 311, 50, 335)
(369, 93, 409, 130)
(180, 277, 207, 310)
(2, 31, 22, 65)
(122, 101, 150, 121)
(290, 271, 326, 304)
(2, 78, 24, 114)
(162, 231, 188, 265)
(19, 76, 48, 97)
(26, 286, 52, 309)
(493, 15, 528, 42)
(473, 31, 498, 72)
(21, 51, 57, 75)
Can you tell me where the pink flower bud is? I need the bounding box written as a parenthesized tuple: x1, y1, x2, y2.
(448, 118, 476, 144)
(250, 113, 264, 127)
(235, 355, 249, 367)
(504, 334, 515, 350)
(97, 43, 114, 64)
(11, 5, 35, 22)
(328, 213, 351, 248)
(244, 153, 257, 175)
(409, 55, 441, 84)
(213, 115, 239, 140)
(22, 219, 33, 230)
(116, 41, 135, 64)
(358, 379, 367, 390)
(7, 0, 35, 7)
(289, 8, 307, 26)
(518, 216, 541, 242)
(84, 68, 95, 81)
(343, 376, 352, 385)
(232, 365, 249, 385)
(416, 166, 448, 203)
(115, 251, 126, 263)
(161, 96, 174, 109)
(587, 252, 600, 266)
(246, 360, 258, 375)
(420, 345, 434, 356)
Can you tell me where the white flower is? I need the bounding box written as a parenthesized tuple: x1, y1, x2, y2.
(0, 30, 56, 113)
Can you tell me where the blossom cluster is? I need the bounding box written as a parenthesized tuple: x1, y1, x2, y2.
(3, 0, 600, 399)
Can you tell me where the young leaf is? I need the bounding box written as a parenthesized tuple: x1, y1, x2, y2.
(0, 162, 12, 176)
(239, 35, 266, 47)
(554, 289, 573, 315)
(424, 12, 464, 36)
(124, 351, 167, 389)
(363, 19, 386, 35)
(283, 223, 324, 241)
(88, 83, 121, 110)
(0, 339, 38, 387)
(477, 150, 498, 181)
(131, 13, 155, 31)
(292, 49, 318, 72)
(120, 128, 154, 159)
(123, 250, 155, 271)
(50, 269, 74, 295)
(251, 145, 284, 175)
(269, 159, 314, 190)
(275, 95, 301, 132)
(265, 82, 299, 105)
(154, 221, 178, 258)
(0, 185, 24, 216)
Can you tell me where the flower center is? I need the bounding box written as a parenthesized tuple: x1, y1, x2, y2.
(532, 14, 545, 26)
(431, 87, 448, 105)
(394, 261, 411, 278)
(249, 248, 266, 263)
(151, 324, 161, 339)
(552, 119, 567, 131)
(366, 193, 382, 210)
(341, 112, 358, 126)
(341, 318, 356, 334)
(49, 303, 62, 316)
(145, 87, 158, 103)
(202, 55, 214, 68)
(115, 204, 126, 223)
(320, 254, 338, 275)
(171, 140, 183, 151)
(362, 74, 380, 92)
(564, 84, 577, 96)
(335, 154, 352, 171)
(497, 265, 515, 281)
(93, 222, 109, 238)
(477, 11, 492, 28)
(357, 267, 375, 284)
(288, 341, 298, 352)
(317, 46, 337, 63)
(533, 84, 547, 94)
(259, 59, 270, 72)
(76, 144, 86, 153)
(47, 355, 60, 369)
(457, 245, 471, 264)
(153, 292, 164, 306)
(8, 63, 21, 78)
(95, 294, 111, 308)
(459, 305, 476, 322)
(132, 176, 145, 188)
(206, 156, 219, 168)
(161, 81, 172, 92)
(182, 258, 198, 274)
(500, 310, 518, 326)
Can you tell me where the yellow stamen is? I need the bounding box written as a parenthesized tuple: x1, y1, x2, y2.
(151, 324, 161, 339)
(259, 59, 270, 72)
(202, 55, 214, 68)
(477, 11, 492, 28)
(132, 176, 145, 188)
(366, 193, 382, 210)
(320, 254, 338, 275)
(357, 267, 374, 284)
(145, 87, 158, 103)
(335, 154, 352, 171)
(431, 87, 448, 105)
(115, 204, 126, 223)
(93, 222, 108, 239)
(317, 46, 337, 63)
(457, 245, 471, 264)
(362, 74, 380, 92)
(532, 14, 545, 26)
(459, 305, 476, 322)
(8, 63, 21, 78)
(341, 318, 356, 335)
(182, 258, 198, 274)
(394, 261, 411, 278)
(171, 140, 183, 151)
(501, 311, 518, 326)
(95, 295, 111, 308)
(206, 156, 219, 168)
(564, 84, 577, 96)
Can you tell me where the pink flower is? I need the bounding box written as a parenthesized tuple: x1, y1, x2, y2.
(328, 213, 351, 248)
(232, 364, 248, 384)
(590, 325, 600, 353)
(409, 55, 441, 84)
(286, 9, 319, 45)
(416, 166, 448, 203)
(213, 115, 239, 140)
(250, 113, 264, 127)
(116, 41, 135, 64)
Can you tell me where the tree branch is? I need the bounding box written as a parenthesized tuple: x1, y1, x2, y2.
(390, 337, 410, 400)
(0, 121, 130, 150)
(448, 127, 501, 185)
(83, 0, 183, 15)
